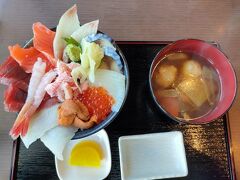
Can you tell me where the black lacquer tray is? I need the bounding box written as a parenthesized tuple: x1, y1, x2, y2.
(10, 42, 236, 180)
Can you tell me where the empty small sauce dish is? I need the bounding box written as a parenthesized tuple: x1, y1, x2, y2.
(118, 131, 188, 180)
(55, 129, 111, 180)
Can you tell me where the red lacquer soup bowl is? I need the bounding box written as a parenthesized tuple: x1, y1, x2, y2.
(149, 39, 237, 124)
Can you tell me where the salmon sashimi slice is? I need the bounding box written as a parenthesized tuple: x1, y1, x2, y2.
(33, 22, 57, 66)
(0, 56, 30, 91)
(53, 4, 80, 60)
(4, 84, 27, 112)
(10, 58, 47, 139)
(9, 44, 53, 73)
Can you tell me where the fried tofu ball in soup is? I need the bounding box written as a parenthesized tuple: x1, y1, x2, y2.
(154, 65, 177, 88)
(182, 60, 202, 77)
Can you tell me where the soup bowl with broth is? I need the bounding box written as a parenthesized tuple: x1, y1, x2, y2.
(149, 39, 237, 124)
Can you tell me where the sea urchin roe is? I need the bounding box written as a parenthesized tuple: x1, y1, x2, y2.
(78, 87, 115, 122)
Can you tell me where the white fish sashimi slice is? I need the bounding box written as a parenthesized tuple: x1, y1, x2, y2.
(21, 104, 60, 148)
(92, 69, 126, 112)
(40, 126, 78, 160)
(53, 4, 80, 60)
(71, 20, 99, 43)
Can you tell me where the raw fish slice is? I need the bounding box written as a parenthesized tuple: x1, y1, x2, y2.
(100, 56, 121, 73)
(92, 69, 125, 112)
(33, 22, 57, 66)
(4, 85, 27, 112)
(10, 59, 46, 139)
(86, 33, 113, 44)
(53, 4, 80, 60)
(41, 126, 78, 160)
(103, 47, 122, 69)
(96, 39, 115, 50)
(71, 20, 99, 42)
(0, 56, 30, 91)
(21, 104, 60, 148)
(9, 44, 53, 73)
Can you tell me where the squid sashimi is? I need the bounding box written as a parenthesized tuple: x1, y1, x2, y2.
(4, 85, 27, 112)
(41, 126, 78, 160)
(21, 104, 60, 148)
(53, 4, 80, 60)
(8, 45, 53, 73)
(0, 56, 30, 91)
(10, 59, 47, 139)
(71, 20, 99, 42)
(33, 22, 57, 66)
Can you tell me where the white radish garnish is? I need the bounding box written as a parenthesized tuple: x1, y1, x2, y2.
(71, 20, 99, 43)
(53, 4, 80, 60)
(21, 104, 60, 148)
(40, 126, 78, 160)
(91, 69, 126, 112)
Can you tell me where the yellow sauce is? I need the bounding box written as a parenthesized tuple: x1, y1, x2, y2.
(68, 140, 103, 168)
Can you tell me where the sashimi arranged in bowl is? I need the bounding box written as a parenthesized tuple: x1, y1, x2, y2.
(0, 4, 129, 160)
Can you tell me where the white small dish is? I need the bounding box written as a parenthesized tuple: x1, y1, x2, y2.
(55, 129, 111, 180)
(118, 131, 188, 180)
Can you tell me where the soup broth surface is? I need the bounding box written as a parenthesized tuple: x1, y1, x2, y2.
(152, 52, 221, 120)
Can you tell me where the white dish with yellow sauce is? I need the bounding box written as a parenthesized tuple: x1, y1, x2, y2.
(55, 129, 111, 180)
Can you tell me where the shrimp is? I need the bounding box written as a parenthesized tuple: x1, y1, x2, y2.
(10, 59, 57, 139)
(10, 58, 46, 139)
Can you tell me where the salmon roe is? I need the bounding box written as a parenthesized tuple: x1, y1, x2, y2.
(78, 87, 115, 123)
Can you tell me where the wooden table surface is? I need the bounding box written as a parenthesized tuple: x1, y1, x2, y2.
(0, 0, 239, 179)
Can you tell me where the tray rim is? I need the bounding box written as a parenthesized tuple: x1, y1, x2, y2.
(9, 41, 236, 180)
